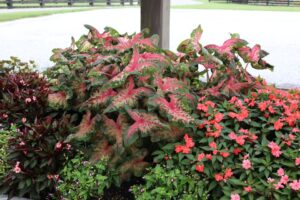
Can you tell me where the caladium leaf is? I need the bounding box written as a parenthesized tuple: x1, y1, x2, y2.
(206, 38, 247, 60)
(106, 77, 153, 112)
(191, 25, 203, 53)
(153, 94, 195, 124)
(155, 77, 184, 93)
(103, 114, 128, 148)
(83, 88, 117, 108)
(90, 139, 114, 162)
(66, 111, 100, 141)
(125, 109, 165, 139)
(109, 48, 165, 85)
(48, 91, 68, 108)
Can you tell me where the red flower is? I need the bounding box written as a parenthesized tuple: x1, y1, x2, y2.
(195, 164, 205, 173)
(224, 168, 233, 179)
(274, 120, 284, 131)
(215, 173, 223, 182)
(184, 134, 195, 148)
(295, 157, 300, 166)
(206, 154, 213, 160)
(244, 186, 252, 192)
(214, 113, 224, 123)
(233, 148, 242, 155)
(220, 151, 230, 158)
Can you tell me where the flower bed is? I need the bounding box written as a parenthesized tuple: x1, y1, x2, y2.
(0, 25, 299, 200)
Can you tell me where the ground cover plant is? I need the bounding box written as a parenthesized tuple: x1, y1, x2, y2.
(0, 24, 299, 200)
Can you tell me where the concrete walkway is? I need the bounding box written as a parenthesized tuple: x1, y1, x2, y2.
(0, 8, 300, 87)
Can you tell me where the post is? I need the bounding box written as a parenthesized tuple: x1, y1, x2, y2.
(39, 0, 45, 7)
(89, 0, 94, 6)
(6, 0, 13, 8)
(106, 0, 111, 5)
(120, 0, 124, 5)
(130, 0, 133, 5)
(68, 0, 73, 6)
(141, 0, 170, 49)
(288, 0, 290, 6)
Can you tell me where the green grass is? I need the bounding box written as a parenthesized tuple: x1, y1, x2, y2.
(0, 7, 102, 22)
(173, 0, 300, 12)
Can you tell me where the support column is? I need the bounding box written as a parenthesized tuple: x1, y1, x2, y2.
(141, 0, 170, 49)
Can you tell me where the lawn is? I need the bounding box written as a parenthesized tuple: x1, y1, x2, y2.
(0, 7, 101, 22)
(173, 0, 300, 12)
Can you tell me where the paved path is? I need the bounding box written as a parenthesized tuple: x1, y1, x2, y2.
(0, 8, 300, 87)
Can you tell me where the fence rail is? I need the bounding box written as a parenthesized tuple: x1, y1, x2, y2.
(209, 0, 300, 6)
(0, 0, 140, 8)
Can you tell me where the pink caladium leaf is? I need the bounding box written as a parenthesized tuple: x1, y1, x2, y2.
(108, 33, 155, 52)
(68, 111, 99, 141)
(238, 44, 261, 63)
(90, 139, 114, 162)
(191, 25, 203, 53)
(48, 91, 68, 108)
(155, 77, 184, 93)
(110, 48, 165, 84)
(154, 94, 195, 124)
(126, 109, 165, 139)
(103, 114, 128, 147)
(108, 77, 153, 111)
(84, 88, 117, 107)
(206, 38, 247, 60)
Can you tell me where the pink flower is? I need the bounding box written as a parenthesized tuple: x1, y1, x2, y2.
(242, 159, 252, 170)
(197, 153, 205, 161)
(267, 177, 275, 183)
(55, 142, 62, 149)
(32, 96, 37, 101)
(244, 186, 252, 192)
(25, 98, 32, 103)
(66, 144, 71, 150)
(230, 193, 240, 200)
(209, 141, 217, 149)
(22, 117, 27, 124)
(295, 157, 300, 166)
(277, 168, 285, 177)
(280, 175, 289, 185)
(236, 136, 245, 146)
(13, 162, 21, 174)
(274, 182, 284, 190)
(268, 142, 282, 157)
(289, 180, 300, 191)
(229, 132, 237, 140)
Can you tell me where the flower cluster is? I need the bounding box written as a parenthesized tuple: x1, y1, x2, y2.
(154, 86, 300, 199)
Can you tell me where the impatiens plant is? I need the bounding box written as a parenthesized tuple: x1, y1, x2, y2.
(153, 86, 300, 199)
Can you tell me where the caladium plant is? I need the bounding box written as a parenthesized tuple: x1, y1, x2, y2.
(45, 25, 198, 185)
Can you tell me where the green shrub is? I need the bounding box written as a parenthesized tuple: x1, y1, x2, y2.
(132, 164, 209, 200)
(57, 153, 116, 200)
(0, 126, 15, 178)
